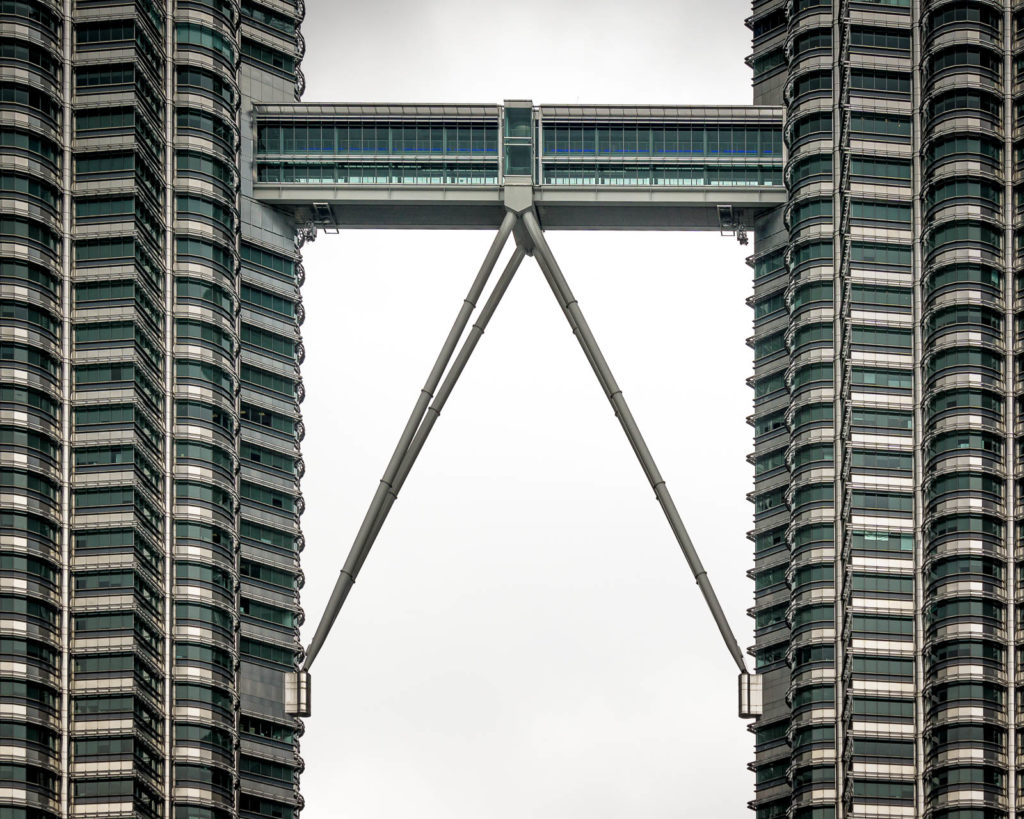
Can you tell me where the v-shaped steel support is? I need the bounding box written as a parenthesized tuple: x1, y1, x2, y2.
(296, 208, 752, 717)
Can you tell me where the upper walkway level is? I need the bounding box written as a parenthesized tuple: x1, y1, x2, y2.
(251, 101, 785, 231)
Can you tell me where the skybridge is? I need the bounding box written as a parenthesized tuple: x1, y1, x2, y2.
(251, 100, 785, 233)
(258, 101, 782, 723)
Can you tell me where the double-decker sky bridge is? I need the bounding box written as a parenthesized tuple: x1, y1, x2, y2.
(251, 101, 784, 233)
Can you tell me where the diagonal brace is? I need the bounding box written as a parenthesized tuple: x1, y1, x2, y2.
(303, 213, 518, 670)
(361, 246, 528, 558)
(520, 209, 748, 674)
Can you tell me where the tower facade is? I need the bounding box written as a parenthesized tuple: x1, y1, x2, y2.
(0, 1, 307, 818)
(746, 1, 1017, 817)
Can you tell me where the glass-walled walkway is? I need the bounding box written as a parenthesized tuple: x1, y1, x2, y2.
(250, 102, 785, 230)
(254, 103, 782, 188)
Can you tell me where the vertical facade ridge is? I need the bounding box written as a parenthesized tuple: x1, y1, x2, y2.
(59, 1, 73, 817)
(161, 7, 174, 819)
(831, 1, 845, 816)
(909, 1, 926, 816)
(1001, 3, 1015, 817)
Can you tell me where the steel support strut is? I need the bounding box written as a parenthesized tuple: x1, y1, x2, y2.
(520, 209, 748, 674)
(364, 247, 528, 550)
(302, 212, 517, 670)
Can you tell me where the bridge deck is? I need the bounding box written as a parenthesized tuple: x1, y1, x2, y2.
(251, 102, 786, 230)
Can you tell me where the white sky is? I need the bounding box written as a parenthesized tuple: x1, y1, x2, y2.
(296, 1, 758, 816)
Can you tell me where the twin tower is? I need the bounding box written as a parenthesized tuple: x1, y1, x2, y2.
(0, 0, 1010, 818)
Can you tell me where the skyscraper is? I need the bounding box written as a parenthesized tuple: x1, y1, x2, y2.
(746, 1, 1012, 818)
(0, 2, 307, 818)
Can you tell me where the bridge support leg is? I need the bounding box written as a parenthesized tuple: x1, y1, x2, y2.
(520, 209, 748, 675)
(302, 213, 518, 671)
(303, 230, 525, 672)
(366, 246, 528, 547)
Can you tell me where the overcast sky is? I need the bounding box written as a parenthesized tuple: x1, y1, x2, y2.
(296, 2, 758, 816)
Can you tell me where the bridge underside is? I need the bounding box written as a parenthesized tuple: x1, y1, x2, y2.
(253, 187, 784, 231)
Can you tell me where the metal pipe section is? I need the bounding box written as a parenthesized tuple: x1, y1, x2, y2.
(365, 247, 528, 557)
(302, 212, 517, 670)
(520, 209, 748, 674)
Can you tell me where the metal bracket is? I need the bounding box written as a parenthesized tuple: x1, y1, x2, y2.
(295, 221, 318, 248)
(717, 205, 748, 245)
(312, 202, 339, 233)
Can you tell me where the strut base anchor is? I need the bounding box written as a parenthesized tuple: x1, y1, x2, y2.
(285, 670, 312, 717)
(738, 672, 761, 719)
